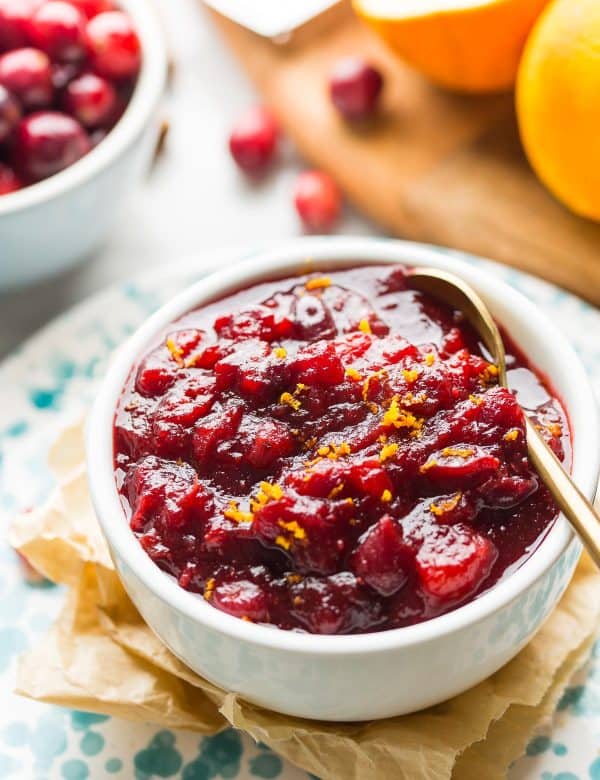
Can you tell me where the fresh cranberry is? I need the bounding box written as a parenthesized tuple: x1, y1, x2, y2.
(29, 1, 87, 62)
(13, 110, 91, 181)
(69, 0, 114, 18)
(0, 160, 20, 193)
(86, 11, 141, 80)
(228, 105, 278, 177)
(0, 47, 53, 110)
(293, 170, 341, 232)
(0, 82, 20, 143)
(62, 72, 116, 127)
(329, 57, 383, 121)
(0, 0, 40, 53)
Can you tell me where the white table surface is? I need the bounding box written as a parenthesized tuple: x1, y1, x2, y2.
(0, 0, 376, 361)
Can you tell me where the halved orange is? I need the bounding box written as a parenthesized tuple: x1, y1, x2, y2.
(353, 0, 550, 93)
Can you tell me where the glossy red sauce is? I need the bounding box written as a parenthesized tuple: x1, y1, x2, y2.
(113, 265, 570, 634)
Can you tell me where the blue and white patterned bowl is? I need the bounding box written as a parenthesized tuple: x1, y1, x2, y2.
(86, 237, 600, 722)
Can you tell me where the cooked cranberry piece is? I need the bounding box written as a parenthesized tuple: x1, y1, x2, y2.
(289, 573, 383, 634)
(214, 304, 293, 342)
(228, 105, 278, 177)
(293, 170, 341, 232)
(13, 110, 90, 181)
(0, 0, 38, 52)
(329, 57, 383, 121)
(416, 524, 497, 603)
(419, 445, 501, 490)
(0, 82, 20, 142)
(290, 341, 344, 386)
(62, 72, 117, 127)
(292, 293, 337, 341)
(86, 10, 141, 80)
(212, 579, 268, 622)
(192, 403, 243, 467)
(246, 420, 295, 469)
(151, 376, 217, 458)
(0, 48, 53, 110)
(125, 456, 208, 532)
(29, 1, 87, 62)
(253, 494, 347, 575)
(352, 516, 411, 596)
(69, 0, 114, 19)
(135, 347, 178, 397)
(0, 160, 20, 193)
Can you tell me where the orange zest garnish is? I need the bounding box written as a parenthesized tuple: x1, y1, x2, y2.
(280, 391, 301, 411)
(441, 447, 474, 459)
(430, 493, 462, 517)
(382, 395, 424, 435)
(166, 337, 184, 365)
(224, 501, 253, 524)
(345, 366, 362, 381)
(379, 442, 399, 463)
(203, 578, 216, 601)
(305, 276, 331, 291)
(402, 368, 420, 383)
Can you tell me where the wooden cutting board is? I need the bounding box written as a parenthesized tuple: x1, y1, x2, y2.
(207, 2, 600, 306)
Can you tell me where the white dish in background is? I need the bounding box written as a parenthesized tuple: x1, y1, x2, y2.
(0, 0, 168, 290)
(86, 237, 600, 722)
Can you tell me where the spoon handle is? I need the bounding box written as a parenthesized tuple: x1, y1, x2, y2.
(526, 417, 600, 568)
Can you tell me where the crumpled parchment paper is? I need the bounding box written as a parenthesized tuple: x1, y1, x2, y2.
(9, 422, 600, 780)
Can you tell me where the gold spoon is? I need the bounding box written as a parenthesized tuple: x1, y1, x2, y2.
(408, 266, 600, 568)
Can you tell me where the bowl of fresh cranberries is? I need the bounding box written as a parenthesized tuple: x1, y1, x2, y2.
(87, 237, 600, 721)
(0, 0, 167, 288)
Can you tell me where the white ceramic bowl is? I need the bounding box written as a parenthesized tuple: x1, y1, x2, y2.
(87, 237, 600, 721)
(0, 0, 168, 289)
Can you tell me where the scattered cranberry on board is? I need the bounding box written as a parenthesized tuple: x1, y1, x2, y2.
(293, 169, 342, 232)
(0, 0, 140, 196)
(329, 57, 384, 121)
(228, 105, 279, 177)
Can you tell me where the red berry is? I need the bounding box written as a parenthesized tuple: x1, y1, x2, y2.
(0, 83, 20, 143)
(293, 170, 341, 232)
(86, 11, 141, 80)
(29, 1, 87, 62)
(416, 524, 497, 603)
(68, 0, 114, 19)
(329, 57, 383, 121)
(0, 160, 20, 193)
(0, 47, 53, 110)
(228, 105, 278, 177)
(0, 0, 40, 53)
(62, 72, 116, 127)
(13, 110, 91, 181)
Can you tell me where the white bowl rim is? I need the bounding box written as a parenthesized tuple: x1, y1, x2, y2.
(0, 0, 168, 216)
(87, 236, 600, 656)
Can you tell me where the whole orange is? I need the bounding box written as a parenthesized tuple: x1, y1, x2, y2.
(517, 0, 600, 221)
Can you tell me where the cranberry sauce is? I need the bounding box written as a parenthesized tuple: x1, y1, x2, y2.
(113, 265, 569, 635)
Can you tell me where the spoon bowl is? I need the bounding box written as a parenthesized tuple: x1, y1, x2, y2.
(408, 266, 600, 569)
